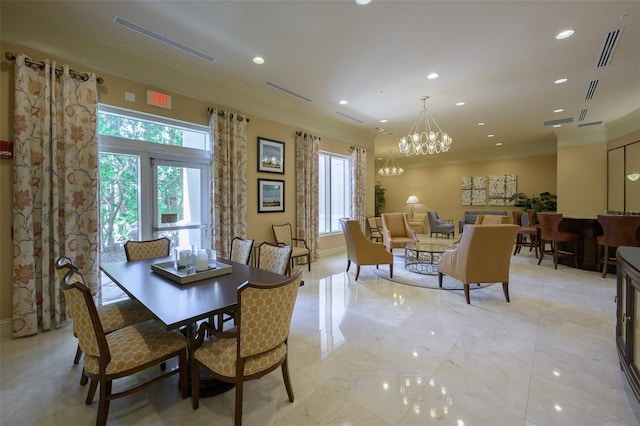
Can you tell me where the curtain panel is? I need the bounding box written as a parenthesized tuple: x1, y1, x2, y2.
(209, 110, 248, 258)
(350, 146, 367, 230)
(12, 53, 99, 337)
(295, 132, 319, 263)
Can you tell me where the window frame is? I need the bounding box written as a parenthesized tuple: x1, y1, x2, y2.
(319, 151, 352, 235)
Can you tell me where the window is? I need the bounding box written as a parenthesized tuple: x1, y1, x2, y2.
(319, 152, 351, 234)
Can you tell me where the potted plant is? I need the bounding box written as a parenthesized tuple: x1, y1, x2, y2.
(375, 182, 386, 217)
(510, 192, 557, 212)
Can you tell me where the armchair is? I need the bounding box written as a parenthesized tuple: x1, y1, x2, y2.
(438, 224, 519, 304)
(427, 211, 455, 238)
(408, 213, 427, 234)
(381, 213, 418, 252)
(340, 219, 393, 280)
(272, 223, 311, 271)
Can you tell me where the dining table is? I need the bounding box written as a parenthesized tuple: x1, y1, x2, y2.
(100, 256, 288, 395)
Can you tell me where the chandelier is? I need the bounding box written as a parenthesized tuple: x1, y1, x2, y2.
(398, 96, 452, 156)
(378, 149, 404, 177)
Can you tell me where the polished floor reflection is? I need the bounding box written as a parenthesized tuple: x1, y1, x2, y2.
(2, 238, 640, 425)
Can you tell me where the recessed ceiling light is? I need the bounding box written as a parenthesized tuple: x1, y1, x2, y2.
(252, 57, 264, 64)
(339, 100, 348, 105)
(556, 29, 575, 39)
(488, 134, 495, 138)
(554, 108, 564, 113)
(455, 102, 465, 106)
(553, 124, 562, 128)
(477, 122, 486, 126)
(427, 72, 439, 80)
(355, 0, 371, 4)
(496, 142, 503, 146)
(555, 78, 568, 84)
(379, 119, 388, 123)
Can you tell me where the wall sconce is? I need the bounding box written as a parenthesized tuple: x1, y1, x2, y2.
(627, 172, 640, 182)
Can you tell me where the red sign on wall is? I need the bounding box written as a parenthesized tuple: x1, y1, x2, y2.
(0, 140, 12, 159)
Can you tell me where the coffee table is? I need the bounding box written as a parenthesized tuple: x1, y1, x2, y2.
(404, 243, 451, 275)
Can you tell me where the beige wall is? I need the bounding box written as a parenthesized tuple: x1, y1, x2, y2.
(377, 155, 557, 226)
(557, 142, 607, 217)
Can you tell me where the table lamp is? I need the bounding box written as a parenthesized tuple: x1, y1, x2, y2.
(406, 195, 420, 216)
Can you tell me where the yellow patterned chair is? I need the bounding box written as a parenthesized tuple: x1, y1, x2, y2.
(230, 237, 254, 265)
(257, 242, 292, 275)
(123, 237, 171, 261)
(272, 223, 311, 271)
(340, 219, 393, 280)
(190, 270, 302, 426)
(62, 269, 188, 426)
(381, 213, 418, 252)
(438, 224, 519, 304)
(56, 256, 154, 383)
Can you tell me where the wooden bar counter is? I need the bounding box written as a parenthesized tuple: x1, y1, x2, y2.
(555, 216, 604, 272)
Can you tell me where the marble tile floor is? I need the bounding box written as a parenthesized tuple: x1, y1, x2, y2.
(2, 238, 640, 425)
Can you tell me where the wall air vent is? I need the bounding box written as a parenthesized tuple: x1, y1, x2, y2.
(597, 29, 622, 68)
(374, 127, 394, 136)
(585, 80, 599, 101)
(336, 112, 363, 124)
(113, 16, 216, 62)
(578, 121, 603, 128)
(578, 109, 588, 121)
(544, 117, 574, 127)
(264, 81, 312, 102)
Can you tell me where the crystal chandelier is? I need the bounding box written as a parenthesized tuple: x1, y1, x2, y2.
(398, 96, 452, 156)
(378, 149, 404, 177)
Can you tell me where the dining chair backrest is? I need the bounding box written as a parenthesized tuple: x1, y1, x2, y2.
(597, 215, 640, 247)
(257, 242, 292, 275)
(272, 223, 294, 246)
(124, 237, 171, 261)
(537, 213, 563, 240)
(56, 255, 78, 283)
(237, 270, 302, 358)
(230, 237, 254, 265)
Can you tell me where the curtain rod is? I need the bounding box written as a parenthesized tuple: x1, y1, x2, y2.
(295, 130, 321, 140)
(207, 107, 250, 123)
(5, 52, 104, 84)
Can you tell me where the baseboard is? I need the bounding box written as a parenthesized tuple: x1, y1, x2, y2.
(0, 318, 12, 338)
(319, 246, 346, 258)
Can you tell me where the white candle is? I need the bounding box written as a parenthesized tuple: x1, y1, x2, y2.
(196, 250, 209, 272)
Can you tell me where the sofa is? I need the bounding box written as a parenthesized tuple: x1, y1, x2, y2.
(459, 210, 508, 233)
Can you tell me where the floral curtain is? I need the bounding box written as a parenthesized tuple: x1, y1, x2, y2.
(209, 109, 248, 258)
(350, 146, 367, 230)
(13, 53, 99, 337)
(295, 131, 319, 263)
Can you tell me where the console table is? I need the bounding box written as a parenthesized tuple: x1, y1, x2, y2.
(616, 246, 640, 402)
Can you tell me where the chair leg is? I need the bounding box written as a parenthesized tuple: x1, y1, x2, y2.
(74, 344, 83, 364)
(191, 360, 200, 409)
(96, 379, 112, 426)
(346, 259, 351, 272)
(464, 284, 471, 304)
(502, 282, 510, 302)
(573, 241, 579, 269)
(553, 241, 559, 269)
(602, 246, 609, 278)
(281, 356, 295, 402)
(234, 380, 244, 426)
(307, 254, 311, 271)
(80, 369, 88, 386)
(86, 378, 98, 404)
(179, 349, 188, 399)
(537, 240, 544, 265)
(438, 273, 443, 288)
(355, 265, 361, 281)
(389, 264, 393, 279)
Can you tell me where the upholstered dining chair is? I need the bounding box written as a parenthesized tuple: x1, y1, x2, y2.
(230, 237, 254, 265)
(596, 214, 640, 278)
(257, 242, 293, 275)
(438, 224, 519, 304)
(123, 237, 171, 261)
(339, 219, 393, 280)
(190, 270, 302, 426)
(55, 256, 154, 384)
(367, 217, 383, 242)
(537, 212, 579, 269)
(381, 213, 418, 252)
(62, 269, 188, 426)
(272, 223, 311, 271)
(512, 210, 539, 257)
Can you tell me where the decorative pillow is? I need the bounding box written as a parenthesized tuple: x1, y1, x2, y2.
(436, 218, 444, 225)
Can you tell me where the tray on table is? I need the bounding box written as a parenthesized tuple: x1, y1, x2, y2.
(150, 260, 232, 285)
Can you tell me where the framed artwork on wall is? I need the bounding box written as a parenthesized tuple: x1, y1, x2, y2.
(258, 179, 285, 213)
(257, 137, 285, 174)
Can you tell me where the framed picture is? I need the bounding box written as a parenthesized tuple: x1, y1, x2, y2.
(258, 137, 285, 174)
(258, 179, 285, 213)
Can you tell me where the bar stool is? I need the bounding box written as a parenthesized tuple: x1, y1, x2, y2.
(537, 212, 579, 269)
(512, 210, 539, 258)
(596, 215, 640, 278)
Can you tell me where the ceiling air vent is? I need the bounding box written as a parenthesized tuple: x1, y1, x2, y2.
(544, 117, 574, 127)
(113, 16, 216, 62)
(597, 29, 622, 68)
(264, 81, 312, 102)
(336, 112, 364, 124)
(578, 121, 603, 128)
(585, 80, 599, 101)
(578, 109, 588, 121)
(374, 127, 394, 136)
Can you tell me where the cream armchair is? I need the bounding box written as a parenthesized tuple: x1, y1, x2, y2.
(381, 213, 418, 252)
(340, 219, 393, 280)
(408, 213, 427, 234)
(438, 224, 519, 304)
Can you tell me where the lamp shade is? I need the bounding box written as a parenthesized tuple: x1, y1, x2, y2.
(406, 196, 420, 204)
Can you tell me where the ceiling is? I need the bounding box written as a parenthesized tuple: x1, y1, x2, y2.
(3, 1, 639, 167)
